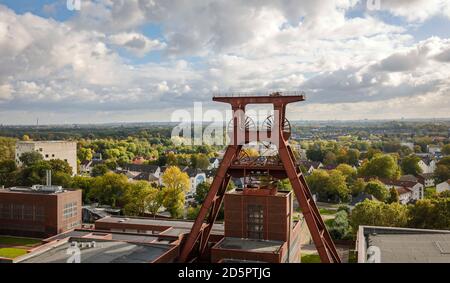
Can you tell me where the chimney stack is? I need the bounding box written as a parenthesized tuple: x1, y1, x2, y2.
(46, 170, 52, 186)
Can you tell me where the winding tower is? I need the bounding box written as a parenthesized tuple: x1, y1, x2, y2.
(178, 91, 341, 263)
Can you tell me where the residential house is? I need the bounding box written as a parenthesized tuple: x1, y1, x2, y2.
(400, 142, 414, 151)
(399, 175, 418, 183)
(350, 192, 378, 206)
(381, 179, 424, 204)
(121, 164, 161, 183)
(183, 168, 207, 197)
(417, 173, 435, 188)
(396, 187, 414, 205)
(300, 161, 323, 174)
(418, 157, 437, 174)
(427, 145, 441, 155)
(436, 180, 450, 194)
(131, 156, 146, 165)
(322, 164, 338, 171)
(208, 158, 220, 170)
(80, 159, 105, 175)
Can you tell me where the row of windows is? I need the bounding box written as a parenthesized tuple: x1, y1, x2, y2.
(63, 202, 78, 219)
(0, 203, 45, 221)
(247, 204, 264, 239)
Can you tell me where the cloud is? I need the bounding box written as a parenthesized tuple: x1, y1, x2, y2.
(0, 1, 449, 124)
(374, 0, 450, 22)
(109, 32, 166, 56)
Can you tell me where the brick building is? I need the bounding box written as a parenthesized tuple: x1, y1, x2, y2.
(210, 188, 302, 263)
(0, 185, 82, 238)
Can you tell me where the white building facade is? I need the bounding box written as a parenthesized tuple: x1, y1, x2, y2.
(16, 141, 77, 176)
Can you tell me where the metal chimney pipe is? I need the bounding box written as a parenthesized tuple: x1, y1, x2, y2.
(46, 170, 52, 186)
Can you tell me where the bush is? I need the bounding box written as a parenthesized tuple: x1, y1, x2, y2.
(350, 200, 409, 232)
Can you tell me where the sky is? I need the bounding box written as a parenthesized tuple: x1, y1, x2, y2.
(0, 0, 449, 125)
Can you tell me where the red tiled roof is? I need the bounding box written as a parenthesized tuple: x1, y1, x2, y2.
(396, 187, 412, 195)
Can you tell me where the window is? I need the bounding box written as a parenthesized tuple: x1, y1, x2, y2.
(52, 154, 55, 157)
(45, 154, 49, 158)
(63, 202, 78, 219)
(247, 204, 264, 239)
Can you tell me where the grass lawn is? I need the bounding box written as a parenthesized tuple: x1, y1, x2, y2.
(0, 236, 41, 247)
(301, 254, 321, 263)
(319, 208, 337, 215)
(0, 248, 28, 259)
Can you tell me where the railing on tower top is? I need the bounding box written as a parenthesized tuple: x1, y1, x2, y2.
(212, 90, 306, 98)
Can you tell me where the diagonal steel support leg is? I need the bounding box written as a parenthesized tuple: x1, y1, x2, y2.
(278, 141, 341, 263)
(178, 145, 242, 262)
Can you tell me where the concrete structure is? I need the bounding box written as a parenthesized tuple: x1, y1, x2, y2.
(95, 216, 224, 242)
(210, 188, 301, 263)
(15, 141, 77, 175)
(356, 226, 450, 263)
(436, 180, 450, 193)
(14, 229, 179, 263)
(0, 185, 82, 237)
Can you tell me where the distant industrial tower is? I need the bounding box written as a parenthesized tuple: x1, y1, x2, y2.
(178, 91, 341, 263)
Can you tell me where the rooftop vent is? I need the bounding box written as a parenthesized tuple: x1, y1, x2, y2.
(31, 185, 63, 193)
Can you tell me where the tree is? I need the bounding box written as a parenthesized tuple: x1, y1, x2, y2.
(0, 137, 16, 161)
(195, 181, 211, 204)
(387, 187, 400, 204)
(364, 180, 389, 202)
(401, 155, 422, 176)
(0, 160, 18, 187)
(350, 178, 366, 196)
(408, 198, 450, 230)
(70, 176, 95, 203)
(196, 154, 210, 170)
(166, 152, 177, 166)
(48, 159, 73, 175)
(359, 154, 400, 180)
(78, 148, 93, 162)
(191, 154, 210, 170)
(91, 164, 109, 177)
(346, 149, 360, 166)
(350, 200, 409, 232)
(123, 181, 159, 216)
(327, 211, 351, 240)
(435, 158, 450, 182)
(147, 189, 164, 218)
(442, 144, 450, 155)
(307, 169, 350, 202)
(336, 164, 356, 181)
(161, 166, 190, 218)
(18, 160, 51, 186)
(306, 146, 324, 162)
(323, 151, 336, 166)
(19, 151, 43, 167)
(51, 171, 72, 187)
(89, 172, 129, 207)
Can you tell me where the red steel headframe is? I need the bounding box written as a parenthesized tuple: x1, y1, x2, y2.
(177, 92, 341, 263)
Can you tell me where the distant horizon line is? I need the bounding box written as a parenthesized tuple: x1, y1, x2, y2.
(2, 117, 450, 127)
